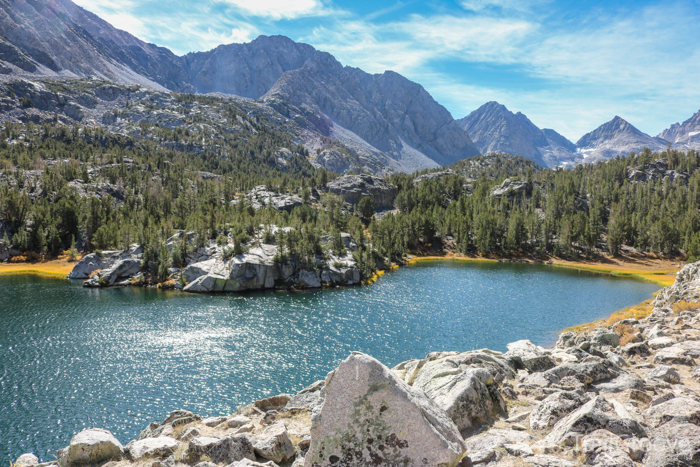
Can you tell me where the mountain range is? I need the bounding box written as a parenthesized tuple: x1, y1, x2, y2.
(0, 0, 698, 172)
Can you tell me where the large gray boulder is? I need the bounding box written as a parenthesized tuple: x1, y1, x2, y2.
(58, 429, 124, 467)
(653, 260, 700, 307)
(642, 397, 700, 427)
(645, 365, 681, 384)
(327, 174, 398, 209)
(304, 352, 466, 467)
(287, 380, 325, 411)
(252, 422, 296, 463)
(99, 258, 141, 285)
(653, 342, 700, 366)
(545, 396, 646, 446)
(580, 430, 634, 467)
(412, 357, 506, 433)
(530, 391, 591, 431)
(126, 437, 179, 460)
(67, 253, 111, 279)
(592, 372, 644, 393)
(644, 422, 700, 467)
(186, 435, 256, 464)
(505, 340, 556, 373)
(525, 359, 621, 387)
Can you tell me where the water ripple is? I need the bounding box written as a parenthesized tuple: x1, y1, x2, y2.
(0, 262, 658, 461)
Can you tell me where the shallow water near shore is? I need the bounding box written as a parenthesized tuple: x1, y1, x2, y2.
(0, 261, 658, 462)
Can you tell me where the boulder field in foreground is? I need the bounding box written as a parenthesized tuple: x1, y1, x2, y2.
(19, 260, 700, 467)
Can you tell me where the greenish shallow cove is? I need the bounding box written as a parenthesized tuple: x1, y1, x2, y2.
(0, 261, 658, 462)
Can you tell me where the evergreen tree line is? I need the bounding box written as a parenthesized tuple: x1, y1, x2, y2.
(1, 112, 699, 281)
(370, 148, 700, 262)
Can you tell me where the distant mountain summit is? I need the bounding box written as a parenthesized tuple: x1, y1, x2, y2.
(183, 36, 319, 98)
(658, 109, 700, 151)
(457, 101, 578, 168)
(576, 116, 668, 163)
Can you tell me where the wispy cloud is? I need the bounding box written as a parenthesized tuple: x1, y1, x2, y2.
(221, 0, 328, 20)
(458, 0, 549, 13)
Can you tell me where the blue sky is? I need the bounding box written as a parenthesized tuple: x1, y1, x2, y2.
(73, 0, 700, 142)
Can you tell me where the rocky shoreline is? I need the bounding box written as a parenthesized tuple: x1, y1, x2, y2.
(13, 261, 700, 467)
(66, 229, 363, 293)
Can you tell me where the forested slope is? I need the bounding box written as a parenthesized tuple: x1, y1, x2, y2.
(1, 89, 699, 281)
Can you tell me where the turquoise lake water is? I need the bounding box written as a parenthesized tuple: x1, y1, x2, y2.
(0, 261, 659, 462)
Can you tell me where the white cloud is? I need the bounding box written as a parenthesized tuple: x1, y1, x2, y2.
(458, 0, 548, 12)
(307, 14, 534, 75)
(398, 15, 533, 61)
(99, 12, 149, 37)
(222, 0, 325, 19)
(73, 0, 149, 36)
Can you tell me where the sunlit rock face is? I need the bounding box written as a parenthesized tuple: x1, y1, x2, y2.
(658, 109, 700, 151)
(458, 101, 579, 168)
(576, 116, 668, 163)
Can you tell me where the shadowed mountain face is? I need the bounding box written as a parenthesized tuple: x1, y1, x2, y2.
(658, 110, 700, 151)
(457, 101, 578, 168)
(0, 0, 193, 91)
(576, 116, 668, 163)
(182, 36, 319, 98)
(0, 0, 480, 173)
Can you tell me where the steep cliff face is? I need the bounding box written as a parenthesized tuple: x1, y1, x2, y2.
(182, 36, 318, 98)
(0, 0, 192, 91)
(458, 102, 578, 168)
(576, 116, 668, 163)
(263, 53, 480, 172)
(658, 109, 700, 150)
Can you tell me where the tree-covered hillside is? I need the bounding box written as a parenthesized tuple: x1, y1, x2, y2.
(1, 90, 699, 281)
(370, 148, 699, 262)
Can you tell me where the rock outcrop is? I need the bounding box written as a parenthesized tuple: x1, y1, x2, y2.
(304, 352, 467, 467)
(627, 158, 689, 184)
(653, 260, 700, 307)
(327, 174, 398, 210)
(233, 186, 304, 213)
(490, 178, 531, 198)
(69, 229, 362, 293)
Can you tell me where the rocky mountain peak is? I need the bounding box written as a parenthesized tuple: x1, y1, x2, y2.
(457, 101, 578, 168)
(576, 116, 668, 163)
(658, 109, 700, 150)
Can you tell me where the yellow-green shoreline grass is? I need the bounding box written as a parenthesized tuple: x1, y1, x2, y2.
(0, 268, 68, 278)
(406, 256, 498, 265)
(549, 261, 677, 287)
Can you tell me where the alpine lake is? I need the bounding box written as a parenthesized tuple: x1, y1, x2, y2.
(0, 260, 660, 462)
